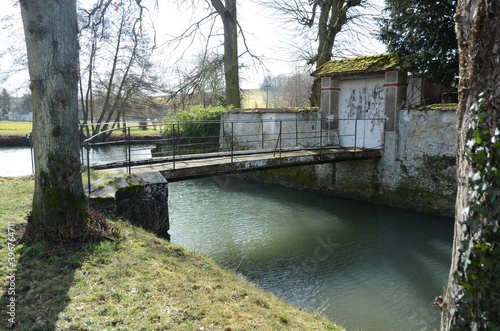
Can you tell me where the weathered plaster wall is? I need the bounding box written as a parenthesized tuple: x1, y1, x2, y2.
(235, 108, 457, 217)
(220, 110, 320, 150)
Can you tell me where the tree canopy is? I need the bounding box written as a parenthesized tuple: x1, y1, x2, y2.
(266, 0, 368, 106)
(378, 0, 458, 87)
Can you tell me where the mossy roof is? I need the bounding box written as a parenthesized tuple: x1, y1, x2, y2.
(312, 54, 401, 77)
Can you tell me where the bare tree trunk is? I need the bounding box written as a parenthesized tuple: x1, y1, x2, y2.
(20, 0, 85, 232)
(211, 0, 240, 108)
(310, 0, 362, 106)
(440, 0, 500, 329)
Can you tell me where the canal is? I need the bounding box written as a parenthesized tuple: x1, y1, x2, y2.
(1, 146, 454, 330)
(169, 177, 453, 331)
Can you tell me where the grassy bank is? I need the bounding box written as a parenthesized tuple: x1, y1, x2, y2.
(0, 121, 32, 135)
(0, 176, 342, 331)
(0, 121, 161, 137)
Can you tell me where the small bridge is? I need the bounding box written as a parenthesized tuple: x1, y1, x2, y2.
(82, 117, 384, 194)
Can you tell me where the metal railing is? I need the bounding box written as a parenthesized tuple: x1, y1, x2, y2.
(81, 117, 385, 193)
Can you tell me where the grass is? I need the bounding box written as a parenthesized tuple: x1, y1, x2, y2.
(0, 121, 161, 138)
(81, 169, 124, 187)
(242, 89, 267, 108)
(0, 176, 343, 331)
(0, 121, 32, 135)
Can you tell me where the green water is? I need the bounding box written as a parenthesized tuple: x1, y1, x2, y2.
(168, 176, 454, 330)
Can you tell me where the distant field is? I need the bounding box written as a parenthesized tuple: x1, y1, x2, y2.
(0, 121, 32, 135)
(0, 93, 268, 136)
(242, 89, 267, 108)
(0, 121, 161, 137)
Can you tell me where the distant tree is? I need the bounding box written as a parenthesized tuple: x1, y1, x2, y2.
(0, 4, 28, 90)
(20, 0, 86, 239)
(281, 71, 313, 108)
(210, 0, 240, 108)
(18, 93, 32, 114)
(167, 52, 226, 111)
(79, 0, 159, 140)
(264, 0, 368, 106)
(438, 0, 500, 329)
(167, 0, 241, 108)
(167, 0, 268, 109)
(378, 0, 458, 87)
(259, 72, 313, 108)
(260, 75, 284, 108)
(0, 88, 11, 116)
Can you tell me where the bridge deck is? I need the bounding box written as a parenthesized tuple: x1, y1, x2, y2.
(95, 147, 382, 182)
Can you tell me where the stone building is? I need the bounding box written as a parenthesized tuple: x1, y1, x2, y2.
(237, 54, 457, 217)
(312, 54, 406, 149)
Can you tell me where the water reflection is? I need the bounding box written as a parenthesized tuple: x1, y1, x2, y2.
(0, 145, 155, 177)
(169, 177, 454, 331)
(0, 147, 33, 177)
(0, 147, 454, 330)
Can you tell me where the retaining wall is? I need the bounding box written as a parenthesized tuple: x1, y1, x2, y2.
(231, 108, 457, 217)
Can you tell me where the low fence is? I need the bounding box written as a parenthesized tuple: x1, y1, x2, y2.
(80, 117, 385, 192)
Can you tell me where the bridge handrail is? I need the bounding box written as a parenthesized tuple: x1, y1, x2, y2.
(82, 117, 386, 194)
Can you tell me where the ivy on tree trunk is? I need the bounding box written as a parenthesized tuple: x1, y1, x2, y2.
(440, 0, 500, 329)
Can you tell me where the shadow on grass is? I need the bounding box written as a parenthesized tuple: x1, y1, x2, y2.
(1, 226, 111, 331)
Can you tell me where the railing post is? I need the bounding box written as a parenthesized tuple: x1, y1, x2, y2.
(261, 119, 264, 149)
(28, 133, 34, 174)
(221, 119, 224, 151)
(172, 123, 176, 170)
(295, 117, 298, 147)
(279, 120, 282, 157)
(86, 142, 91, 196)
(319, 118, 323, 151)
(80, 124, 84, 165)
(354, 118, 358, 151)
(127, 126, 131, 175)
(231, 121, 234, 163)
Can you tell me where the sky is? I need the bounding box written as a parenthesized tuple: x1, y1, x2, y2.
(0, 0, 386, 96)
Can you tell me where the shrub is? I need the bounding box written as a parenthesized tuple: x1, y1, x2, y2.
(138, 120, 148, 130)
(163, 105, 229, 138)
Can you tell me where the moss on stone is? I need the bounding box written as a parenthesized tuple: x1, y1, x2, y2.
(312, 54, 401, 77)
(230, 107, 319, 113)
(417, 103, 458, 112)
(265, 166, 319, 187)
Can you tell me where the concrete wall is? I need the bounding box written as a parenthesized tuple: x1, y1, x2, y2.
(220, 110, 321, 150)
(233, 108, 457, 218)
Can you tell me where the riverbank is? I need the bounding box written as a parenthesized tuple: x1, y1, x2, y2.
(0, 133, 163, 147)
(0, 121, 163, 147)
(0, 176, 341, 330)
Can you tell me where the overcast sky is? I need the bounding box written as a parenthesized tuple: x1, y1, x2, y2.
(0, 0, 386, 95)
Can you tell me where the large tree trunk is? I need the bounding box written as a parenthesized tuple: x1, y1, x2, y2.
(20, 0, 85, 233)
(310, 0, 362, 106)
(211, 0, 240, 109)
(440, 0, 500, 329)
